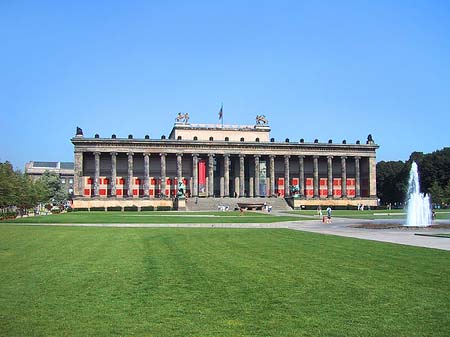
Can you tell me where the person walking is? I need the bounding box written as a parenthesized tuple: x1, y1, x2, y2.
(317, 205, 323, 217)
(326, 206, 332, 223)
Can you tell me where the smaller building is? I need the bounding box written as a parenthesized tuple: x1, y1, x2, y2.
(25, 161, 75, 195)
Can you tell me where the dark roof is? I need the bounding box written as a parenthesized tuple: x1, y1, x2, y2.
(33, 161, 58, 168)
(60, 162, 74, 169)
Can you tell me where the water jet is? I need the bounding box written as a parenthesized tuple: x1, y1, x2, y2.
(405, 162, 432, 227)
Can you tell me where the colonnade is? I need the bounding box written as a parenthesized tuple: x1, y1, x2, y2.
(76, 151, 376, 199)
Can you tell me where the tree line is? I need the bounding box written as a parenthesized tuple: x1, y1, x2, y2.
(377, 147, 450, 206)
(0, 161, 68, 214)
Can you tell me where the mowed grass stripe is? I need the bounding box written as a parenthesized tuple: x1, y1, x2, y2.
(2, 211, 302, 224)
(0, 226, 449, 336)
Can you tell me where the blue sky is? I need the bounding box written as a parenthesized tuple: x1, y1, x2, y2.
(1, 0, 449, 171)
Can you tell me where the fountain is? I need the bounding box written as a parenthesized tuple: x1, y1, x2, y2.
(405, 162, 432, 227)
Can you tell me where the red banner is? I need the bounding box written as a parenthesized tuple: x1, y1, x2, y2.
(198, 159, 206, 194)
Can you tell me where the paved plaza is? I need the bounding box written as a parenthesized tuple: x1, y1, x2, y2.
(286, 217, 450, 251)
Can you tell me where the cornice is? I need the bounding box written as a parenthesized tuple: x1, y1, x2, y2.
(71, 138, 378, 157)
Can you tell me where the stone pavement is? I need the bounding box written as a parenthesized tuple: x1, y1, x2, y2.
(285, 216, 450, 251)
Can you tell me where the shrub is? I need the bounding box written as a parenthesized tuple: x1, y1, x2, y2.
(107, 206, 122, 212)
(73, 208, 89, 212)
(66, 207, 73, 212)
(51, 208, 61, 214)
(1, 211, 17, 220)
(140, 206, 155, 211)
(90, 207, 106, 211)
(124, 206, 138, 212)
(156, 206, 172, 211)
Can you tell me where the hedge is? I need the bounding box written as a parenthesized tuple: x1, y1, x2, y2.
(156, 206, 172, 211)
(0, 212, 17, 220)
(140, 206, 155, 211)
(124, 206, 138, 212)
(73, 208, 89, 212)
(90, 207, 106, 211)
(107, 206, 122, 211)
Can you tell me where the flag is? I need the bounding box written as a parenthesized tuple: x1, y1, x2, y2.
(218, 104, 223, 120)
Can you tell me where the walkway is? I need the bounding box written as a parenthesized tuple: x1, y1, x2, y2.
(285, 215, 450, 251)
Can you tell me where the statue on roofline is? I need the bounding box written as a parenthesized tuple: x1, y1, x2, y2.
(367, 134, 374, 144)
(175, 112, 190, 124)
(255, 115, 268, 125)
(76, 126, 83, 136)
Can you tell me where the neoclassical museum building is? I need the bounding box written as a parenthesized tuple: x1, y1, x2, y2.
(71, 115, 378, 209)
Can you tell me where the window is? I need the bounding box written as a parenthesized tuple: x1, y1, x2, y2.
(193, 136, 198, 140)
(255, 138, 260, 142)
(209, 136, 214, 141)
(225, 137, 229, 141)
(61, 178, 66, 184)
(69, 178, 73, 184)
(177, 136, 182, 140)
(240, 137, 244, 142)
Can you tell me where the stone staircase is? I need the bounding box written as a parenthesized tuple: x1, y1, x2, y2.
(185, 197, 292, 211)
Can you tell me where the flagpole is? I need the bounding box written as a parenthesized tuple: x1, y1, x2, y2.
(221, 102, 224, 128)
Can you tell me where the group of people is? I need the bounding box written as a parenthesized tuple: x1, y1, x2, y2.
(357, 204, 369, 211)
(317, 206, 332, 223)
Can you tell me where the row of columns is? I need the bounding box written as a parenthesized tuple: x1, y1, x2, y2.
(90, 152, 367, 198)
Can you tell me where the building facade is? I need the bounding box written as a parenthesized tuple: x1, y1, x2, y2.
(25, 161, 75, 195)
(71, 117, 378, 209)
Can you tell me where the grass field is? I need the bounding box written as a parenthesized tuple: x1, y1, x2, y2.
(1, 226, 449, 336)
(2, 211, 303, 224)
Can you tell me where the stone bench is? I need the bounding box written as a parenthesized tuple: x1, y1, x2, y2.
(237, 202, 266, 211)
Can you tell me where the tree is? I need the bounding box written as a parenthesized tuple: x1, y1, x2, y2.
(443, 180, 450, 206)
(376, 160, 407, 204)
(38, 171, 68, 205)
(0, 162, 19, 209)
(428, 181, 444, 205)
(0, 161, 70, 213)
(377, 147, 450, 206)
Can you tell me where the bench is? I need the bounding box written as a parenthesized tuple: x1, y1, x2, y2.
(237, 202, 266, 211)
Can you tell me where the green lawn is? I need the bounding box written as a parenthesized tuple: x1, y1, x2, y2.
(2, 211, 301, 224)
(1, 226, 449, 336)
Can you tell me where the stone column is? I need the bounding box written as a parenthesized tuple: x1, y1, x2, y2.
(224, 154, 230, 197)
(355, 156, 361, 198)
(327, 156, 333, 198)
(254, 155, 260, 197)
(127, 152, 134, 197)
(160, 153, 167, 197)
(369, 156, 377, 198)
(74, 151, 83, 196)
(249, 177, 254, 197)
(93, 152, 100, 197)
(239, 154, 245, 197)
(298, 155, 305, 197)
(313, 155, 319, 198)
(176, 153, 183, 184)
(143, 153, 150, 197)
(219, 177, 224, 198)
(192, 154, 199, 197)
(341, 156, 347, 198)
(208, 154, 214, 197)
(269, 155, 275, 196)
(110, 152, 117, 196)
(284, 155, 290, 196)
